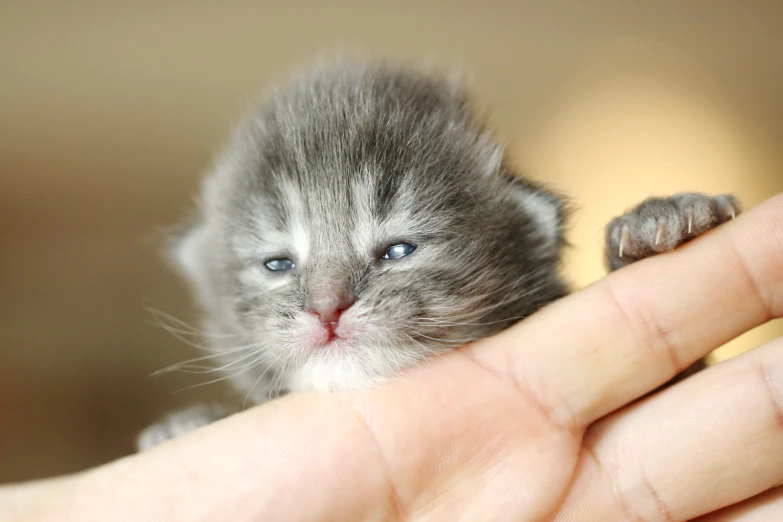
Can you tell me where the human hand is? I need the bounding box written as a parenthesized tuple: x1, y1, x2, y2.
(3, 194, 783, 522)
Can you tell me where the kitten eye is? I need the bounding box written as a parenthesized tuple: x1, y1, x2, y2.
(264, 258, 296, 272)
(382, 243, 417, 260)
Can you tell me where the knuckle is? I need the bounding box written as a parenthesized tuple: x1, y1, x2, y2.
(585, 438, 675, 522)
(723, 232, 779, 323)
(604, 280, 682, 378)
(755, 353, 783, 434)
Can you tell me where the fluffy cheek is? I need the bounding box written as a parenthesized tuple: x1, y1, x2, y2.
(259, 312, 319, 357)
(348, 282, 469, 348)
(334, 304, 383, 340)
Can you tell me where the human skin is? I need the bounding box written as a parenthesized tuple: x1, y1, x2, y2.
(2, 193, 783, 522)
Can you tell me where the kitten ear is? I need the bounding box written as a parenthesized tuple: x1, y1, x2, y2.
(477, 140, 568, 253)
(476, 139, 567, 248)
(504, 174, 569, 254)
(164, 216, 208, 283)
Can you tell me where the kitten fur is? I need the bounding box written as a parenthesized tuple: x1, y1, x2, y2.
(172, 62, 568, 400)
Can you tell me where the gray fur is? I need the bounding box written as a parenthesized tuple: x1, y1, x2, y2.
(172, 62, 569, 401)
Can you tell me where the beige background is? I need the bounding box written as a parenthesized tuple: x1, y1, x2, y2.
(1, 1, 782, 482)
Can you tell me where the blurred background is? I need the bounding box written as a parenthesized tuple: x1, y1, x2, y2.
(2, 1, 782, 482)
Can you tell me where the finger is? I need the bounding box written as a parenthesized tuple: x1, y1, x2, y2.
(693, 486, 783, 521)
(0, 475, 82, 521)
(558, 338, 783, 521)
(464, 193, 783, 430)
(52, 395, 396, 522)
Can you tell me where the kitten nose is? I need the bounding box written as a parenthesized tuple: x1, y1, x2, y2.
(306, 293, 355, 325)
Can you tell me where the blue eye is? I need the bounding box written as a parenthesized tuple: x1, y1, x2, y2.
(382, 243, 417, 260)
(265, 258, 295, 271)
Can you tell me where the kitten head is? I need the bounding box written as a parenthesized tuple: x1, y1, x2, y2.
(172, 63, 568, 396)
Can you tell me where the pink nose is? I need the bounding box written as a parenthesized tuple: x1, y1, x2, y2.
(305, 293, 355, 325)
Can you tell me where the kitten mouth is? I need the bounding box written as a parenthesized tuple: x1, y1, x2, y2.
(303, 314, 357, 350)
(309, 322, 348, 349)
(323, 322, 340, 343)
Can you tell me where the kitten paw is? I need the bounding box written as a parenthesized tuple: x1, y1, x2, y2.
(136, 403, 228, 451)
(605, 192, 741, 271)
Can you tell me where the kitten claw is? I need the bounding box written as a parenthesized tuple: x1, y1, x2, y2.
(655, 223, 664, 245)
(714, 194, 742, 222)
(687, 210, 693, 234)
(619, 224, 630, 258)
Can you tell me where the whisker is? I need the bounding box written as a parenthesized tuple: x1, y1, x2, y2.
(145, 306, 243, 340)
(171, 349, 281, 395)
(152, 341, 266, 376)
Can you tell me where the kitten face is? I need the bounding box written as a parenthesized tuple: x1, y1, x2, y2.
(174, 64, 568, 396)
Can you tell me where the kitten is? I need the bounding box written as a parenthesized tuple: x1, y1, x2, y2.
(137, 62, 740, 450)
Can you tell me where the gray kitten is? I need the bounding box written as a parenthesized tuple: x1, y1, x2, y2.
(138, 62, 740, 450)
